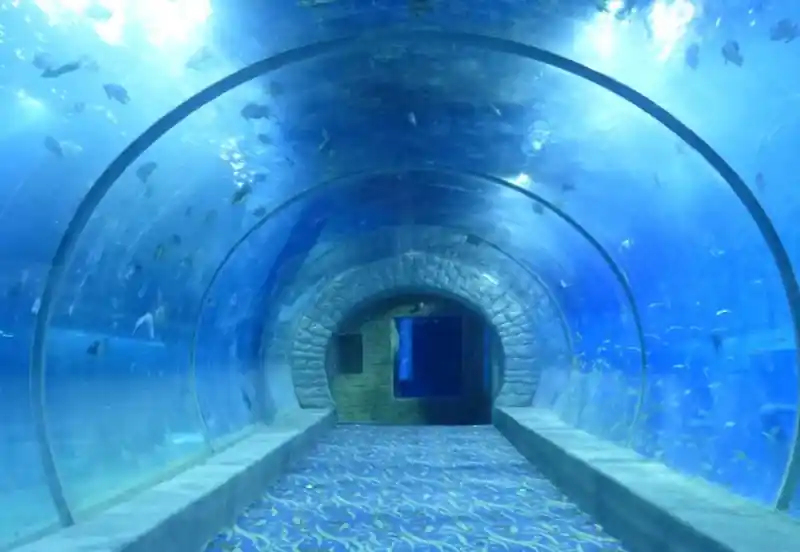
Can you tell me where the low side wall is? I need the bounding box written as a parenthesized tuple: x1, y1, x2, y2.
(495, 407, 800, 552)
(13, 409, 335, 552)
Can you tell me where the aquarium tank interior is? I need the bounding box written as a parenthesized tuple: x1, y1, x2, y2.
(1, 0, 800, 550)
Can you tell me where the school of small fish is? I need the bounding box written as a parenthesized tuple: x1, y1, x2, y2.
(24, 27, 300, 356)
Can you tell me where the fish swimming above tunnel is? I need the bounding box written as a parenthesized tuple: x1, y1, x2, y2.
(103, 83, 130, 104)
(86, 338, 108, 356)
(135, 161, 158, 184)
(684, 43, 700, 69)
(759, 403, 795, 444)
(769, 18, 799, 43)
(240, 102, 270, 120)
(41, 60, 82, 79)
(721, 40, 743, 66)
(44, 136, 63, 157)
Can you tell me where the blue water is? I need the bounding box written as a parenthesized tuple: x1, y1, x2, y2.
(0, 0, 799, 548)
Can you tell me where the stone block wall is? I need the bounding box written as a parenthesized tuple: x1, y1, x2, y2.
(261, 227, 571, 411)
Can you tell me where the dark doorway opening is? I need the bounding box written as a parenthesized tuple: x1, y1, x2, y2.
(394, 314, 492, 425)
(335, 333, 364, 374)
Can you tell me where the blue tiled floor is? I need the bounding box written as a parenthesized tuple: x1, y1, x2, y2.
(204, 425, 629, 551)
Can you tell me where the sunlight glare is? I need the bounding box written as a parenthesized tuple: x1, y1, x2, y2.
(649, 0, 696, 61)
(16, 88, 46, 112)
(511, 173, 532, 188)
(31, 0, 211, 49)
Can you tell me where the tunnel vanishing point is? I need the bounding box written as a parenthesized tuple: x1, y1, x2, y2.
(3, 22, 800, 552)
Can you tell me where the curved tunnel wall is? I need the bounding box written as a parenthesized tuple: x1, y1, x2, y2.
(261, 226, 569, 409)
(4, 7, 800, 547)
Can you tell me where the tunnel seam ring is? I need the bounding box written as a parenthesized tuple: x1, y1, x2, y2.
(194, 166, 643, 442)
(33, 30, 798, 527)
(251, 225, 575, 417)
(280, 247, 554, 408)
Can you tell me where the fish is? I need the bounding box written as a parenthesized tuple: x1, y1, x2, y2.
(133, 312, 156, 339)
(759, 403, 795, 443)
(103, 83, 130, 104)
(153, 243, 166, 260)
(135, 161, 158, 183)
(318, 129, 330, 152)
(171, 234, 182, 246)
(252, 206, 267, 217)
(268, 81, 284, 97)
(721, 40, 743, 66)
(86, 339, 107, 356)
(231, 183, 253, 205)
(770, 19, 799, 43)
(755, 172, 766, 193)
(240, 102, 270, 120)
(41, 60, 82, 78)
(44, 136, 63, 157)
(124, 262, 142, 280)
(241, 390, 253, 411)
(710, 332, 724, 353)
(32, 52, 53, 70)
(6, 282, 22, 297)
(256, 133, 271, 145)
(684, 43, 700, 69)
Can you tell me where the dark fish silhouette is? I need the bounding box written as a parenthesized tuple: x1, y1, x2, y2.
(721, 40, 743, 66)
(770, 19, 799, 43)
(685, 43, 700, 69)
(44, 136, 63, 157)
(231, 183, 253, 205)
(135, 161, 158, 183)
(241, 390, 252, 411)
(240, 103, 270, 120)
(41, 60, 82, 78)
(103, 83, 130, 104)
(86, 339, 107, 356)
(710, 332, 724, 354)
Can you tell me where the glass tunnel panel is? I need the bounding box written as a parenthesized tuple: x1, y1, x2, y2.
(37, 81, 306, 514)
(197, 170, 641, 424)
(0, 269, 60, 546)
(1, 1, 799, 544)
(192, 192, 311, 442)
(535, 244, 644, 447)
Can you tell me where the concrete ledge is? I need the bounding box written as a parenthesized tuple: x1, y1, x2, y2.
(495, 407, 800, 552)
(14, 409, 335, 552)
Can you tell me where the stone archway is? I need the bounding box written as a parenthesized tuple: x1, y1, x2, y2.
(289, 251, 556, 409)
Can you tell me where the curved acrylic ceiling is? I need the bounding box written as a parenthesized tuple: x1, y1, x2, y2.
(191, 169, 640, 439)
(2, 0, 797, 518)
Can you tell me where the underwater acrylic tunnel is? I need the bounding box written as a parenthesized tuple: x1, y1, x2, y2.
(3, 7, 800, 552)
(190, 166, 634, 423)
